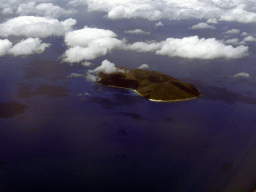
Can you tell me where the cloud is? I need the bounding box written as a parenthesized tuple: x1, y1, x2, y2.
(241, 32, 249, 36)
(9, 37, 51, 56)
(62, 27, 124, 63)
(155, 22, 164, 27)
(68, 0, 256, 24)
(64, 26, 118, 47)
(86, 59, 128, 81)
(66, 73, 86, 78)
(81, 61, 93, 67)
(94, 60, 127, 74)
(207, 18, 218, 24)
(243, 35, 256, 42)
(0, 39, 12, 56)
(190, 22, 215, 30)
(16, 2, 77, 18)
(2, 7, 13, 14)
(125, 41, 163, 52)
(0, 37, 50, 57)
(126, 36, 248, 59)
(224, 38, 245, 45)
(86, 72, 98, 82)
(223, 29, 240, 34)
(124, 29, 150, 35)
(219, 7, 256, 23)
(138, 64, 149, 69)
(234, 72, 250, 78)
(0, 16, 76, 38)
(156, 37, 248, 59)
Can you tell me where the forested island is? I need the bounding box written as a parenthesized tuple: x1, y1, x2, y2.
(97, 67, 201, 102)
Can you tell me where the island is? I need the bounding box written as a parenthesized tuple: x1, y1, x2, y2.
(97, 67, 201, 102)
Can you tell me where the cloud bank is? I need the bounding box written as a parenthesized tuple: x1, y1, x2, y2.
(68, 0, 256, 24)
(0, 16, 76, 38)
(126, 36, 248, 59)
(0, 37, 50, 57)
(16, 2, 77, 18)
(62, 26, 124, 63)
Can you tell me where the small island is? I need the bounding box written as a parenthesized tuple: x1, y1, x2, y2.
(97, 67, 201, 102)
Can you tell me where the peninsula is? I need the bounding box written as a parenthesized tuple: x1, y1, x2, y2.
(97, 67, 201, 102)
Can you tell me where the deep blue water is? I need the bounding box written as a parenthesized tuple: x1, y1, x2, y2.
(1, 31, 256, 192)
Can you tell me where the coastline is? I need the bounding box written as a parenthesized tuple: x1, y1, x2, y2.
(98, 79, 200, 103)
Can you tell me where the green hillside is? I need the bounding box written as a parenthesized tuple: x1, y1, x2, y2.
(97, 68, 201, 102)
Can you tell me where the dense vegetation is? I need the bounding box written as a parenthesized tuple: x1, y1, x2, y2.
(98, 68, 201, 101)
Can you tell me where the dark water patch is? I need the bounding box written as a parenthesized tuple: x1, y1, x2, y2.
(230, 78, 256, 86)
(23, 59, 86, 81)
(90, 93, 145, 109)
(0, 102, 30, 118)
(116, 112, 142, 120)
(183, 79, 256, 104)
(17, 83, 71, 98)
(163, 116, 174, 122)
(116, 129, 128, 135)
(221, 161, 233, 173)
(0, 161, 8, 167)
(90, 97, 119, 109)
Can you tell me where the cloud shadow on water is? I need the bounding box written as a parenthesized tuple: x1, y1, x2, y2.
(183, 79, 256, 104)
(23, 59, 86, 81)
(17, 83, 71, 98)
(0, 102, 30, 118)
(90, 92, 145, 109)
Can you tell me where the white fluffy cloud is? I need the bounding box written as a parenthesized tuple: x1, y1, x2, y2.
(62, 27, 124, 63)
(94, 60, 127, 74)
(243, 35, 256, 42)
(0, 39, 12, 56)
(191, 22, 215, 30)
(0, 37, 50, 57)
(234, 72, 250, 78)
(2, 7, 13, 14)
(155, 22, 164, 27)
(86, 72, 98, 82)
(241, 32, 249, 36)
(9, 37, 51, 56)
(16, 2, 77, 18)
(126, 36, 248, 59)
(224, 38, 245, 45)
(68, 0, 256, 23)
(124, 29, 150, 35)
(125, 41, 163, 52)
(66, 73, 86, 78)
(0, 16, 76, 38)
(156, 36, 248, 59)
(86, 60, 128, 81)
(207, 18, 218, 24)
(138, 64, 149, 69)
(219, 6, 256, 23)
(223, 29, 240, 34)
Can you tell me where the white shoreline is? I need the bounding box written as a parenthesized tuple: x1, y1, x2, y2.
(98, 79, 200, 103)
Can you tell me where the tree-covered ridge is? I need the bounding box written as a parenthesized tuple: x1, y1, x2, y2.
(98, 68, 201, 102)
